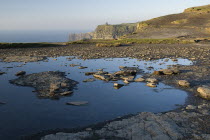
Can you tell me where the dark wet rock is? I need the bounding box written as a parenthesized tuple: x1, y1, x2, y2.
(3, 56, 46, 62)
(10, 71, 78, 98)
(197, 86, 210, 100)
(85, 72, 96, 76)
(152, 71, 164, 75)
(15, 71, 26, 76)
(66, 101, 88, 106)
(78, 66, 88, 69)
(178, 80, 190, 87)
(153, 68, 181, 75)
(0, 72, 6, 75)
(114, 70, 137, 76)
(120, 66, 141, 72)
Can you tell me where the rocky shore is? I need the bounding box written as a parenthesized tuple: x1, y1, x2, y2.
(10, 71, 78, 99)
(1, 43, 210, 140)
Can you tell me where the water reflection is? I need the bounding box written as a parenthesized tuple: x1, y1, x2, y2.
(0, 57, 193, 140)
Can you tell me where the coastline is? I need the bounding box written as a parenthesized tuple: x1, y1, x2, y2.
(0, 42, 209, 139)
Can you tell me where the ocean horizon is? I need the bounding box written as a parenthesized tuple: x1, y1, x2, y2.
(0, 30, 91, 43)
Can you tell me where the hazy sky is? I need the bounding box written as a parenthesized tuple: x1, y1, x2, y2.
(1, 0, 210, 31)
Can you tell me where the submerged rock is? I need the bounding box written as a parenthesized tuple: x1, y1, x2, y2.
(197, 86, 210, 100)
(83, 78, 95, 82)
(0, 72, 6, 75)
(15, 71, 26, 76)
(66, 101, 88, 106)
(0, 101, 6, 104)
(10, 71, 78, 98)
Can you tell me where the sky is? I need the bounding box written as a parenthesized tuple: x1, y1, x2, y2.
(0, 0, 210, 31)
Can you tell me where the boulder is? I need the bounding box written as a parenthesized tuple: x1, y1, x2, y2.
(146, 78, 158, 83)
(160, 69, 174, 75)
(135, 77, 145, 82)
(197, 86, 210, 100)
(146, 83, 157, 87)
(178, 80, 190, 87)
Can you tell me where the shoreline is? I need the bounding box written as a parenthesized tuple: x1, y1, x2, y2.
(1, 43, 209, 140)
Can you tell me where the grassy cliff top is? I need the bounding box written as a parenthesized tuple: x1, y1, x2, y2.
(184, 4, 210, 13)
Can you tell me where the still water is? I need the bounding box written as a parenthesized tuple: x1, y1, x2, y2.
(0, 57, 193, 140)
(0, 30, 90, 43)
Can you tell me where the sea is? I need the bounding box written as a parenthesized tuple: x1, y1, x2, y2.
(0, 30, 90, 43)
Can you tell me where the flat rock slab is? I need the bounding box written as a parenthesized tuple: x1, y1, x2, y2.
(10, 71, 78, 98)
(41, 104, 210, 140)
(3, 56, 46, 62)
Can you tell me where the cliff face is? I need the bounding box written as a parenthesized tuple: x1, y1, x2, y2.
(92, 23, 137, 39)
(69, 23, 137, 41)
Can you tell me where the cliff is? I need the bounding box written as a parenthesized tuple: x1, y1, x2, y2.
(69, 23, 137, 41)
(92, 23, 137, 39)
(69, 4, 210, 41)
